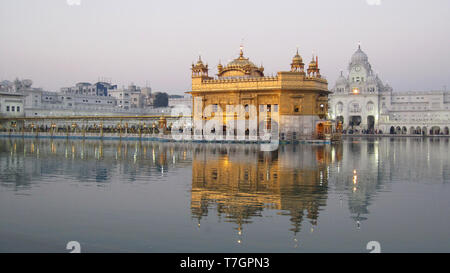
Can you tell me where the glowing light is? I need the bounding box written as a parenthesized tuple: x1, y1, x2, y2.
(353, 88, 359, 94)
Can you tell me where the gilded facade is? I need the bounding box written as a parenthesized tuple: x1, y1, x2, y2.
(188, 47, 330, 140)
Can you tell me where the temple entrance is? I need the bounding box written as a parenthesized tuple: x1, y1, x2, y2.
(317, 123, 324, 139)
(349, 116, 361, 128)
(367, 115, 375, 132)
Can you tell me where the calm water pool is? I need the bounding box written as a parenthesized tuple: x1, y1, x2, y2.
(0, 137, 449, 252)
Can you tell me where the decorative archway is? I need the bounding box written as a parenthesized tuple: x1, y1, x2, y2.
(402, 126, 407, 134)
(416, 126, 422, 135)
(350, 116, 362, 127)
(445, 127, 450, 135)
(430, 126, 440, 135)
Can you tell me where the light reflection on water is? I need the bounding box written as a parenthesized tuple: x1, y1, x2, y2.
(0, 137, 449, 252)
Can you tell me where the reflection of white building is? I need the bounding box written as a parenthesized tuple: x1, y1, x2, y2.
(329, 45, 450, 135)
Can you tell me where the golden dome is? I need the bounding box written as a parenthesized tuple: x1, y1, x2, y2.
(290, 49, 305, 73)
(292, 49, 303, 63)
(218, 47, 264, 78)
(195, 56, 206, 68)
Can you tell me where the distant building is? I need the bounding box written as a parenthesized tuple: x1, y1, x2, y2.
(61, 81, 117, 97)
(329, 45, 450, 135)
(108, 84, 146, 110)
(0, 92, 24, 118)
(0, 78, 163, 117)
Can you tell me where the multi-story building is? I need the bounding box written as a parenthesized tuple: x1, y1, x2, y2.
(0, 78, 167, 117)
(61, 82, 117, 97)
(329, 45, 450, 135)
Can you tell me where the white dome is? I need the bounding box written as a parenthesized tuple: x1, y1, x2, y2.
(351, 45, 368, 64)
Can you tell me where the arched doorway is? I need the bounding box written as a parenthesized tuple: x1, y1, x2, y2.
(367, 116, 375, 132)
(430, 126, 440, 135)
(396, 126, 402, 134)
(350, 116, 362, 127)
(416, 126, 422, 135)
(422, 127, 427, 136)
(402, 126, 407, 134)
(445, 127, 449, 135)
(390, 126, 395, 134)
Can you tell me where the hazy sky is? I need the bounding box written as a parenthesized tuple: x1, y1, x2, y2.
(0, 0, 449, 94)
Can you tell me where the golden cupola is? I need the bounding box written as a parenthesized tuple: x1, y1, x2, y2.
(307, 54, 321, 78)
(192, 56, 209, 77)
(217, 61, 223, 74)
(290, 49, 305, 73)
(217, 46, 264, 78)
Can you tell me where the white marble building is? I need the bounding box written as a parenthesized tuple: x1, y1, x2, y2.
(0, 92, 24, 118)
(329, 45, 450, 135)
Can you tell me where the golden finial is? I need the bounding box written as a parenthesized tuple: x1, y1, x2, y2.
(239, 44, 244, 58)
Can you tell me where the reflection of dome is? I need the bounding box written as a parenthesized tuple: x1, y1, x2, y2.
(351, 44, 368, 64)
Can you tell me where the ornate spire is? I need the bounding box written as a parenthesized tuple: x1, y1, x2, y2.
(291, 48, 304, 73)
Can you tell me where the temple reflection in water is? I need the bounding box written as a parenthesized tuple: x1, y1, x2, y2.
(190, 143, 342, 236)
(1, 137, 449, 247)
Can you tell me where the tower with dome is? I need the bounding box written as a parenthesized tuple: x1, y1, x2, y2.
(329, 44, 393, 132)
(329, 44, 450, 135)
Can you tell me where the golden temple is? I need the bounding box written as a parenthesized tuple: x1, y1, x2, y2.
(188, 46, 331, 140)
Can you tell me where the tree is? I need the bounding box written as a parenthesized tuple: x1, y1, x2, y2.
(153, 92, 169, 108)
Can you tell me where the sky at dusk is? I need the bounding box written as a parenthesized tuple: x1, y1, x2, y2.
(0, 0, 449, 94)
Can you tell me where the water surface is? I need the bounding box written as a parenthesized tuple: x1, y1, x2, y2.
(0, 137, 449, 252)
